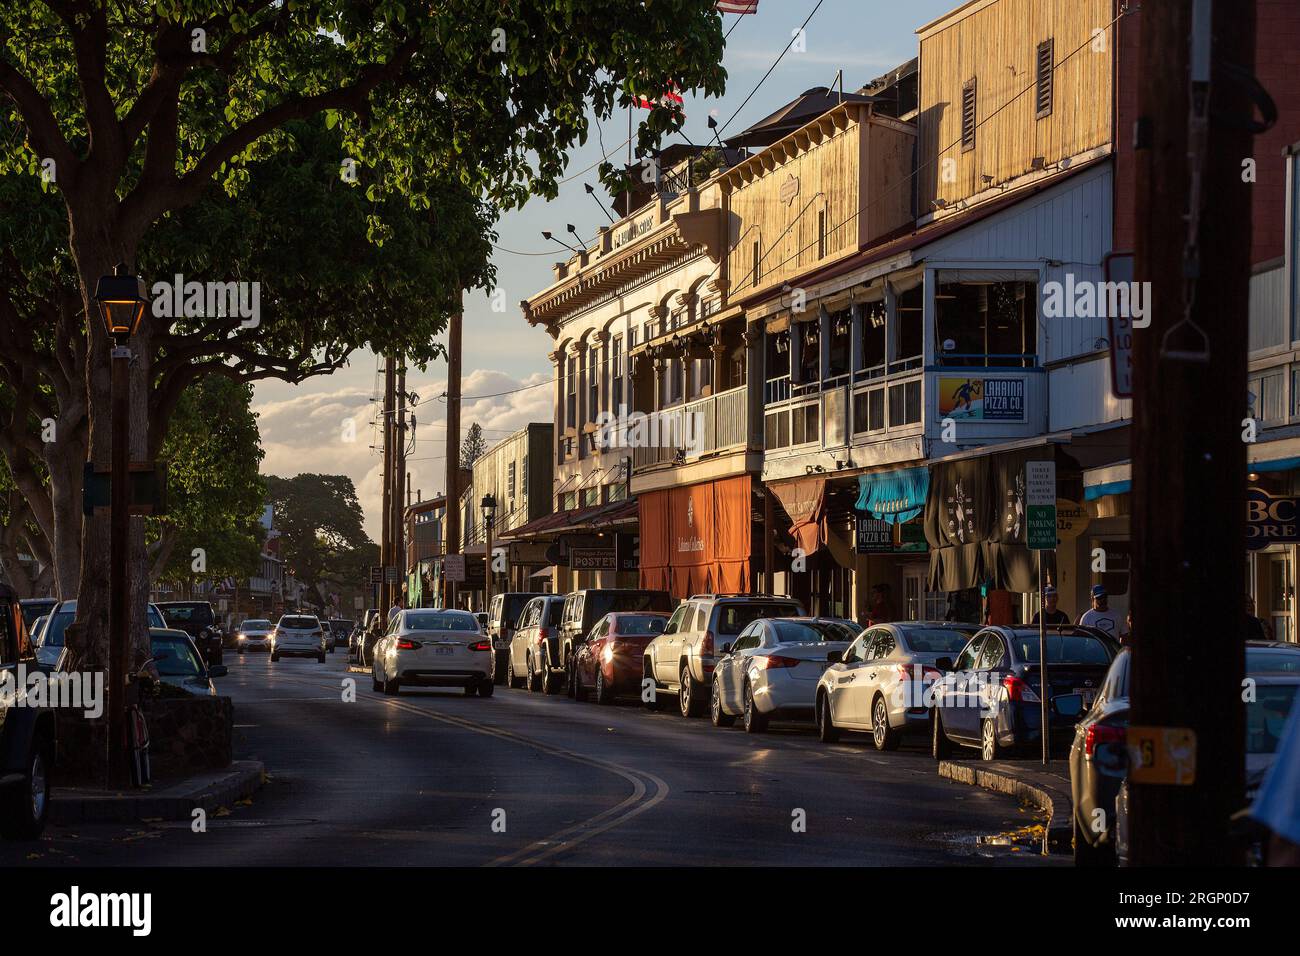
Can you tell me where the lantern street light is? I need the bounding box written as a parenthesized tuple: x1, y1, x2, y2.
(480, 493, 497, 615)
(93, 263, 149, 787)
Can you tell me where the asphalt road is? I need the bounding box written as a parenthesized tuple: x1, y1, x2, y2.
(8, 652, 1064, 867)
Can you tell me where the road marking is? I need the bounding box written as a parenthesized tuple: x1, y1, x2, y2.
(263, 674, 669, 867)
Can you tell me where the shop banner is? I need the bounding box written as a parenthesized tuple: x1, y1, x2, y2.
(855, 515, 894, 553)
(1246, 489, 1300, 550)
(770, 477, 827, 555)
(638, 476, 751, 598)
(936, 376, 1026, 422)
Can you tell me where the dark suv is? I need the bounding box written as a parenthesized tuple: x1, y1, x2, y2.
(155, 601, 224, 665)
(0, 583, 55, 839)
(560, 589, 672, 697)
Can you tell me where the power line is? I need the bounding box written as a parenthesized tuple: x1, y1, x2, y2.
(717, 0, 827, 136)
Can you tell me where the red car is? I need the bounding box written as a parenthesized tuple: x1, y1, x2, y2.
(573, 612, 670, 704)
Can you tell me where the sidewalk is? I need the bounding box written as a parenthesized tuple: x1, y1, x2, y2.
(50, 760, 266, 825)
(938, 758, 1073, 855)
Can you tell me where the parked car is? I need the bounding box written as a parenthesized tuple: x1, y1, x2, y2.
(643, 594, 805, 717)
(155, 601, 224, 665)
(710, 617, 854, 732)
(931, 625, 1119, 762)
(327, 619, 354, 655)
(235, 618, 274, 653)
(1, 583, 55, 840)
(804, 617, 862, 642)
(33, 599, 75, 668)
(560, 589, 672, 696)
(371, 608, 493, 697)
(270, 613, 327, 663)
(815, 622, 978, 749)
(572, 612, 670, 704)
(150, 628, 228, 696)
(488, 592, 545, 685)
(506, 595, 566, 693)
(1076, 642, 1300, 866)
(18, 598, 56, 634)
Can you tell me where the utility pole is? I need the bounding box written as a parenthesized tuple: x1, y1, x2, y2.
(395, 360, 408, 610)
(380, 357, 394, 619)
(1130, 0, 1256, 865)
(444, 307, 463, 609)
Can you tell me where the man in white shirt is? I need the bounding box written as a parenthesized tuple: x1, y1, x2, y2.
(1078, 584, 1122, 636)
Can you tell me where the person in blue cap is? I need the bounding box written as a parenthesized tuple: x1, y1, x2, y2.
(1250, 686, 1300, 865)
(1078, 584, 1121, 636)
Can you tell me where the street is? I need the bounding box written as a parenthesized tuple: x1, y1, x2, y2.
(7, 654, 1058, 867)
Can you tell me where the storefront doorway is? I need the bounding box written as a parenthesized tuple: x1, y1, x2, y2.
(1264, 550, 1294, 643)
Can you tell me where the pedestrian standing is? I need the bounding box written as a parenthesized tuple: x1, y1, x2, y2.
(1030, 585, 1070, 626)
(1077, 584, 1122, 636)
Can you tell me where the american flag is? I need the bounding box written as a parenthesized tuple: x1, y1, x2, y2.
(716, 0, 759, 13)
(635, 88, 685, 110)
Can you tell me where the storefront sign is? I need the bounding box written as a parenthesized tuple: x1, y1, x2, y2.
(1056, 499, 1090, 541)
(936, 377, 1026, 422)
(1025, 460, 1057, 551)
(1246, 489, 1300, 549)
(612, 212, 655, 249)
(571, 548, 617, 571)
(854, 515, 894, 553)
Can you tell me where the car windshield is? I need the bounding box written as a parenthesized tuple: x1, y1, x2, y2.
(407, 612, 478, 631)
(152, 635, 204, 677)
(161, 603, 214, 626)
(614, 615, 668, 636)
(243, 620, 271, 630)
(715, 603, 801, 636)
(588, 591, 671, 620)
(772, 620, 837, 643)
(1247, 648, 1300, 673)
(147, 605, 165, 628)
(504, 595, 537, 621)
(1014, 634, 1112, 664)
(901, 628, 977, 653)
(20, 601, 55, 628)
(41, 608, 76, 647)
(280, 616, 318, 629)
(1246, 684, 1299, 754)
(811, 620, 859, 641)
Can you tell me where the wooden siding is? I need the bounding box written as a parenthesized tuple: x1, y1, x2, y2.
(1249, 264, 1288, 354)
(917, 0, 1113, 210)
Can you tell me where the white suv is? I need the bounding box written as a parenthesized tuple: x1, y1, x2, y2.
(643, 594, 804, 717)
(271, 614, 327, 663)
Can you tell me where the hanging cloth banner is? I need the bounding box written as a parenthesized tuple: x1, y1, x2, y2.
(856, 466, 930, 525)
(770, 476, 828, 556)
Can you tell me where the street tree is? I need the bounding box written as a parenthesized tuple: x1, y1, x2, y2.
(264, 473, 372, 603)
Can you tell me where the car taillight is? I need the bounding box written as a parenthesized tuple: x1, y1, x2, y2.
(539, 627, 554, 641)
(761, 655, 801, 669)
(700, 631, 715, 656)
(1003, 674, 1040, 703)
(468, 639, 491, 652)
(396, 638, 421, 650)
(1084, 723, 1126, 758)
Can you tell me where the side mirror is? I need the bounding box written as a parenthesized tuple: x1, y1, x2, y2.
(209, 664, 228, 678)
(720, 642, 733, 656)
(827, 650, 843, 664)
(935, 657, 954, 672)
(1053, 693, 1084, 717)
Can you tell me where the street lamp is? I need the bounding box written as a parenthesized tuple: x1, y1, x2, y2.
(93, 263, 149, 787)
(480, 493, 497, 612)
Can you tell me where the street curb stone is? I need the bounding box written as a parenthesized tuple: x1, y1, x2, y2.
(49, 759, 266, 825)
(938, 759, 1073, 855)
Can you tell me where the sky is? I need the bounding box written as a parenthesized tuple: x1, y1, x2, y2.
(253, 0, 959, 539)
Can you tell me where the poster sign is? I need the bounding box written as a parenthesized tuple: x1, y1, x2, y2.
(1104, 252, 1135, 399)
(369, 566, 383, 585)
(571, 548, 617, 571)
(1025, 460, 1057, 551)
(854, 514, 894, 553)
(443, 553, 466, 583)
(936, 377, 1025, 421)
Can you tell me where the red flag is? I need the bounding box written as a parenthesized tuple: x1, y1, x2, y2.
(716, 0, 759, 13)
(635, 88, 685, 111)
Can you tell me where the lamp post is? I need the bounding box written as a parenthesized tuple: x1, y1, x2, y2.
(481, 493, 497, 612)
(93, 263, 149, 787)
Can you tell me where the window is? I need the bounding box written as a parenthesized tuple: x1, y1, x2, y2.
(507, 461, 517, 499)
(861, 302, 886, 375)
(566, 355, 577, 427)
(522, 454, 528, 490)
(961, 78, 977, 152)
(817, 209, 826, 259)
(588, 346, 599, 419)
(954, 636, 983, 672)
(1035, 39, 1054, 118)
(827, 308, 851, 379)
(752, 239, 760, 287)
(611, 335, 624, 410)
(935, 281, 1037, 367)
(895, 285, 923, 365)
(869, 631, 897, 660)
(581, 486, 600, 508)
(976, 637, 1006, 671)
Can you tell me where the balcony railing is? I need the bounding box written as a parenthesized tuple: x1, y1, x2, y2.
(765, 370, 924, 452)
(631, 384, 749, 470)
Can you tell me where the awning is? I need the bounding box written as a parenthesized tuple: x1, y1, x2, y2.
(769, 476, 828, 555)
(638, 475, 752, 600)
(499, 498, 638, 540)
(1083, 461, 1131, 501)
(530, 565, 556, 579)
(856, 466, 928, 525)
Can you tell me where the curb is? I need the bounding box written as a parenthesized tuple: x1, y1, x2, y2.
(938, 760, 1072, 854)
(50, 760, 266, 825)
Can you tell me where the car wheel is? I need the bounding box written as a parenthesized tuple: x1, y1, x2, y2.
(642, 660, 665, 712)
(507, 659, 522, 690)
(317, 652, 326, 663)
(816, 692, 839, 743)
(1072, 814, 1116, 867)
(872, 696, 901, 752)
(527, 655, 542, 693)
(931, 710, 953, 759)
(372, 670, 382, 693)
(710, 678, 736, 728)
(464, 684, 477, 696)
(270, 651, 280, 663)
(980, 718, 1003, 761)
(595, 667, 614, 705)
(573, 661, 589, 701)
(742, 682, 768, 733)
(0, 741, 50, 840)
(566, 654, 577, 699)
(478, 678, 495, 698)
(679, 664, 705, 718)
(542, 662, 561, 696)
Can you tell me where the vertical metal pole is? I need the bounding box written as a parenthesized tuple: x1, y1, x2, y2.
(109, 345, 131, 786)
(444, 309, 463, 609)
(380, 358, 394, 618)
(485, 515, 494, 614)
(1039, 549, 1049, 766)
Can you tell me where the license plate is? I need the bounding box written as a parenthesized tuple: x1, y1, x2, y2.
(434, 646, 454, 656)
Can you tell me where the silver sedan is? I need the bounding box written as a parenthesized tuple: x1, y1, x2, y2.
(372, 608, 494, 697)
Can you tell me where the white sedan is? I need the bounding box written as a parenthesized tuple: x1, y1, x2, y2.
(710, 617, 854, 733)
(372, 608, 494, 697)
